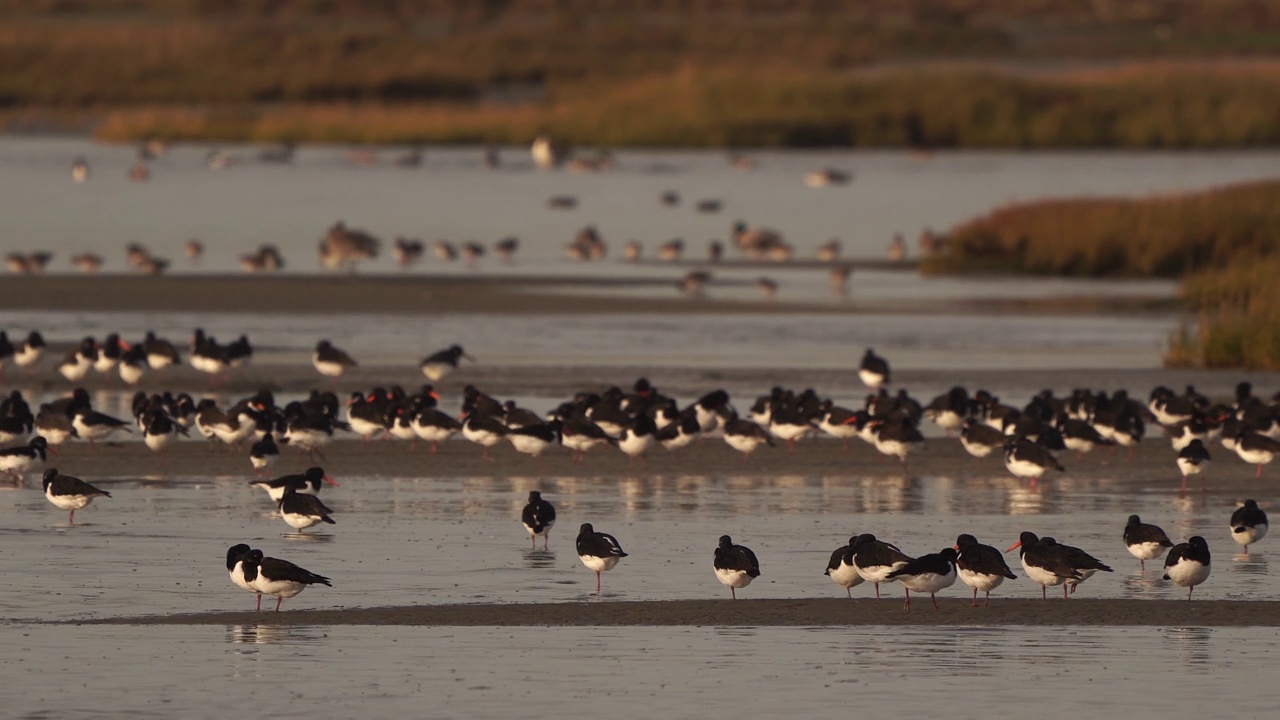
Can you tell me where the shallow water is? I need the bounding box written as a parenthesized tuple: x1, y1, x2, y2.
(3, 623, 1278, 719)
(0, 472, 1270, 623)
(3, 137, 1277, 277)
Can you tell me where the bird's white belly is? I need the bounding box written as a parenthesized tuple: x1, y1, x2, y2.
(828, 561, 864, 589)
(618, 434, 652, 457)
(1232, 524, 1268, 547)
(725, 434, 766, 454)
(855, 561, 906, 584)
(580, 555, 621, 573)
(313, 358, 347, 377)
(1022, 559, 1067, 587)
(282, 512, 321, 529)
(961, 437, 996, 458)
(957, 567, 1006, 593)
(1005, 457, 1046, 478)
(1164, 558, 1211, 588)
(714, 567, 755, 589)
(510, 435, 550, 455)
(1177, 457, 1206, 476)
(45, 491, 92, 511)
(253, 577, 307, 599)
(1236, 446, 1274, 465)
(897, 568, 956, 594)
(1127, 541, 1167, 561)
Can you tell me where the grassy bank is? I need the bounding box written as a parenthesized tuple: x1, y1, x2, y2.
(925, 179, 1280, 369)
(4, 1, 1280, 146)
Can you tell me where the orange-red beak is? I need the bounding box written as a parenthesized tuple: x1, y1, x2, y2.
(323, 475, 340, 487)
(48, 445, 59, 456)
(429, 390, 440, 401)
(1004, 541, 1022, 553)
(952, 544, 960, 551)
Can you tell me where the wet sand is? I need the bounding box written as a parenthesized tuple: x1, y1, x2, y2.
(28, 432, 1280, 495)
(85, 598, 1277, 627)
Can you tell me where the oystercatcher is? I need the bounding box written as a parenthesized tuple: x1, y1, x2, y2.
(1057, 415, 1113, 458)
(14, 330, 45, 370)
(521, 491, 556, 549)
(960, 417, 1006, 459)
(559, 413, 618, 462)
(42, 468, 110, 524)
(226, 543, 263, 610)
(421, 344, 473, 381)
(713, 535, 761, 600)
(825, 537, 866, 597)
(656, 412, 700, 451)
(576, 523, 627, 593)
(0, 435, 48, 480)
(249, 433, 280, 474)
(850, 533, 912, 599)
(313, 340, 358, 379)
(278, 485, 336, 532)
(818, 402, 862, 450)
(1007, 531, 1080, 600)
(858, 348, 890, 390)
(723, 415, 774, 457)
(953, 533, 1017, 607)
(1041, 537, 1113, 595)
(252, 467, 338, 502)
(93, 333, 127, 373)
(1163, 536, 1211, 600)
(240, 548, 332, 612)
(507, 420, 561, 459)
(618, 415, 657, 461)
(1230, 499, 1268, 553)
(73, 409, 132, 448)
(142, 409, 186, 457)
(411, 406, 462, 454)
(118, 345, 148, 385)
(923, 387, 969, 436)
(1233, 431, 1280, 478)
(57, 338, 97, 381)
(462, 411, 509, 459)
(693, 390, 732, 433)
(142, 331, 180, 370)
(1123, 515, 1174, 571)
(1003, 437, 1063, 488)
(886, 547, 958, 610)
(34, 408, 77, 446)
(873, 417, 924, 467)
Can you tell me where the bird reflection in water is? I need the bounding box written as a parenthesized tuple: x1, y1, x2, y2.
(522, 548, 557, 569)
(226, 624, 327, 648)
(282, 532, 334, 544)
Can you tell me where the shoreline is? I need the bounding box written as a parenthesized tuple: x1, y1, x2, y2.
(0, 273, 1179, 316)
(73, 598, 1279, 628)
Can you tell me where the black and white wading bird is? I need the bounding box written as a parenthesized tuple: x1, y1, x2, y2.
(42, 468, 110, 524)
(249, 433, 281, 475)
(576, 523, 627, 593)
(0, 435, 49, 480)
(825, 536, 866, 598)
(421, 344, 474, 381)
(1163, 536, 1211, 600)
(1122, 515, 1174, 571)
(1177, 439, 1211, 493)
(239, 548, 332, 612)
(1003, 437, 1063, 488)
(1041, 537, 1112, 596)
(1007, 531, 1080, 601)
(858, 348, 890, 390)
(850, 533, 912, 600)
(313, 340, 358, 381)
(251, 467, 338, 503)
(521, 491, 556, 549)
(226, 543, 263, 611)
(1230, 499, 1268, 554)
(713, 535, 761, 600)
(278, 485, 336, 532)
(953, 533, 1017, 607)
(885, 547, 958, 610)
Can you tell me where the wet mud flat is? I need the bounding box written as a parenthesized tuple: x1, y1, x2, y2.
(82, 598, 1280, 628)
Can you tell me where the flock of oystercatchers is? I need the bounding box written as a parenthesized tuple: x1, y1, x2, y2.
(1, 332, 1276, 611)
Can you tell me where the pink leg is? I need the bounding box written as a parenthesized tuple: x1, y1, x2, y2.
(931, 593, 939, 611)
(543, 532, 550, 550)
(431, 442, 439, 455)
(68, 509, 75, 525)
(530, 535, 535, 549)
(1042, 585, 1047, 600)
(255, 593, 262, 611)
(731, 587, 737, 600)
(846, 587, 852, 599)
(1140, 559, 1145, 571)
(903, 588, 911, 610)
(874, 582, 881, 600)
(971, 588, 978, 608)
(1187, 586, 1193, 601)
(1257, 464, 1264, 478)
(596, 571, 602, 593)
(984, 592, 991, 608)
(275, 596, 283, 612)
(1063, 584, 1069, 601)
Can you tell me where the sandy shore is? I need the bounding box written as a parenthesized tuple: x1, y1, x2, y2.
(81, 598, 1277, 627)
(0, 273, 1175, 316)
